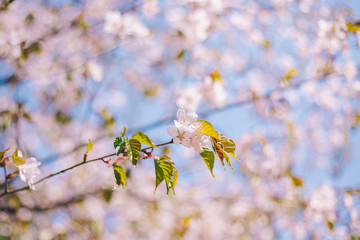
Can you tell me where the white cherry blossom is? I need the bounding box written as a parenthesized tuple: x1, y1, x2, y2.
(167, 109, 208, 152)
(18, 157, 41, 190)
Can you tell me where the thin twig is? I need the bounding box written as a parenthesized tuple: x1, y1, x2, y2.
(0, 140, 173, 197)
(142, 139, 174, 152)
(3, 166, 8, 193)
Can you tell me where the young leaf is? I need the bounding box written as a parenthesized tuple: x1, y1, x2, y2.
(217, 133, 237, 159)
(114, 137, 126, 156)
(200, 147, 215, 177)
(132, 131, 157, 148)
(211, 138, 233, 170)
(126, 138, 141, 166)
(196, 120, 220, 139)
(171, 161, 178, 194)
(154, 155, 177, 194)
(0, 147, 10, 160)
(12, 148, 25, 167)
(286, 171, 303, 187)
(113, 164, 126, 189)
(103, 189, 113, 203)
(154, 158, 165, 189)
(281, 68, 297, 83)
(120, 126, 127, 137)
(210, 69, 222, 83)
(347, 21, 360, 34)
(86, 139, 93, 153)
(327, 220, 334, 231)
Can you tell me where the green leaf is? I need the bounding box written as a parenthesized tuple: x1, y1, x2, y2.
(102, 189, 113, 203)
(113, 137, 126, 156)
(175, 49, 186, 59)
(55, 110, 71, 125)
(200, 147, 215, 177)
(327, 220, 334, 231)
(217, 133, 237, 159)
(171, 161, 178, 194)
(86, 139, 93, 153)
(132, 131, 157, 148)
(113, 164, 126, 189)
(210, 69, 222, 83)
(282, 68, 297, 83)
(196, 120, 220, 139)
(126, 138, 141, 166)
(352, 234, 360, 240)
(347, 21, 360, 34)
(21, 42, 41, 61)
(154, 155, 177, 194)
(12, 148, 25, 167)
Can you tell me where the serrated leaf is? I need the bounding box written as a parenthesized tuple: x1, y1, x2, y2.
(200, 147, 215, 177)
(217, 133, 237, 159)
(211, 138, 233, 169)
(154, 158, 165, 189)
(113, 137, 126, 156)
(86, 139, 93, 153)
(211, 138, 224, 167)
(171, 161, 178, 194)
(12, 148, 25, 167)
(154, 155, 177, 194)
(126, 138, 141, 166)
(197, 120, 220, 139)
(113, 164, 126, 189)
(132, 131, 157, 148)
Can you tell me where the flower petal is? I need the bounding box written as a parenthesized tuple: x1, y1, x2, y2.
(177, 108, 186, 123)
(167, 125, 178, 137)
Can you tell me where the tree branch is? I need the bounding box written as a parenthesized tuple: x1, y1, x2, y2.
(0, 140, 173, 198)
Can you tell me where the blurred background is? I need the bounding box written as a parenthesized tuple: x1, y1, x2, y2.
(0, 0, 360, 239)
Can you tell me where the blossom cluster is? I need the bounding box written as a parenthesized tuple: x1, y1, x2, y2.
(167, 109, 209, 153)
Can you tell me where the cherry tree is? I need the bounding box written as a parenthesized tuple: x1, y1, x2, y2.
(0, 0, 360, 239)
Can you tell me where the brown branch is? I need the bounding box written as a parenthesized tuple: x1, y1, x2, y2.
(0, 140, 173, 198)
